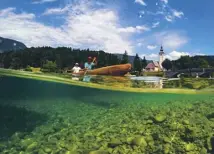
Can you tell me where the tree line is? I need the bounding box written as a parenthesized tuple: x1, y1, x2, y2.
(0, 47, 213, 73)
(162, 55, 214, 71)
(0, 47, 129, 72)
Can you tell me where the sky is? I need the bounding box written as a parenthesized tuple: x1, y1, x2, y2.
(0, 0, 214, 60)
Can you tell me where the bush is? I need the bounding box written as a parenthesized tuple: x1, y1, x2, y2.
(24, 65, 32, 72)
(163, 80, 181, 88)
(131, 80, 146, 88)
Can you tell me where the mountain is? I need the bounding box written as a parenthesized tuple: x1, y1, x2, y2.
(0, 37, 27, 52)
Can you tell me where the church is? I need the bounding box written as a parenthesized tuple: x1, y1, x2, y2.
(145, 46, 165, 72)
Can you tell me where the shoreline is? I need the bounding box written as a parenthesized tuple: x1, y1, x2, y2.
(0, 68, 212, 95)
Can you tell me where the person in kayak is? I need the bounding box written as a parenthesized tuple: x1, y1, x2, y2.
(83, 56, 97, 82)
(84, 56, 97, 70)
(72, 63, 82, 73)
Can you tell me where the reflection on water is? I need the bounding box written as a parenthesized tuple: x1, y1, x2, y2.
(0, 76, 214, 154)
(130, 76, 162, 82)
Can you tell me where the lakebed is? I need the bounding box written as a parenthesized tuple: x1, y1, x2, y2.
(0, 69, 214, 154)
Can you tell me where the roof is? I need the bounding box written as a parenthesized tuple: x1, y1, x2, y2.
(145, 63, 155, 69)
(153, 61, 160, 67)
(145, 61, 160, 69)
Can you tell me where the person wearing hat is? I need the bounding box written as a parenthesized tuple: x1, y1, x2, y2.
(84, 56, 97, 70)
(71, 63, 82, 80)
(83, 56, 97, 82)
(72, 63, 81, 74)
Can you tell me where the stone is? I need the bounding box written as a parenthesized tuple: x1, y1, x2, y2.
(163, 144, 170, 154)
(20, 138, 34, 148)
(44, 147, 52, 153)
(183, 120, 190, 125)
(154, 114, 167, 123)
(163, 137, 171, 143)
(108, 139, 122, 148)
(185, 143, 195, 151)
(26, 142, 38, 152)
(132, 136, 147, 147)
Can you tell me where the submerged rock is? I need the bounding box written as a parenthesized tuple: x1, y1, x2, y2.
(108, 138, 122, 148)
(154, 114, 167, 123)
(132, 136, 147, 147)
(185, 143, 195, 151)
(26, 142, 38, 152)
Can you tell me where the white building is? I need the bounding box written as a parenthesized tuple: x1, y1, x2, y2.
(145, 46, 165, 72)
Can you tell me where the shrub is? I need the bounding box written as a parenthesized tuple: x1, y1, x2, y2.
(24, 65, 32, 72)
(131, 80, 146, 88)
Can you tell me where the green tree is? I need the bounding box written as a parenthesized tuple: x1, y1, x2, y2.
(133, 54, 142, 72)
(162, 58, 172, 71)
(42, 60, 57, 72)
(141, 56, 147, 69)
(120, 50, 129, 64)
(194, 58, 209, 68)
(10, 57, 21, 69)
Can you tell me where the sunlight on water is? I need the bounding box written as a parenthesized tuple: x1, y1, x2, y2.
(0, 76, 214, 154)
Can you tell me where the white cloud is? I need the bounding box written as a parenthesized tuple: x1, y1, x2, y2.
(152, 22, 160, 28)
(0, 2, 152, 55)
(118, 25, 150, 33)
(147, 45, 157, 50)
(140, 51, 189, 61)
(172, 9, 184, 18)
(165, 15, 173, 22)
(32, 0, 57, 4)
(135, 0, 147, 6)
(161, 0, 168, 4)
(140, 53, 159, 61)
(165, 51, 190, 60)
(137, 42, 143, 47)
(154, 31, 188, 49)
(43, 5, 71, 15)
(145, 1, 184, 23)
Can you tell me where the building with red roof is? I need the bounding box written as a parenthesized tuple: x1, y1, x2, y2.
(145, 46, 165, 72)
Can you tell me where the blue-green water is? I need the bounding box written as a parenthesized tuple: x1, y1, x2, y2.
(0, 76, 214, 154)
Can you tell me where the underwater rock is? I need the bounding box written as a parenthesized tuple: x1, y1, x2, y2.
(183, 120, 190, 125)
(163, 137, 171, 143)
(200, 147, 207, 154)
(185, 143, 195, 151)
(43, 147, 52, 153)
(20, 138, 34, 149)
(163, 144, 171, 154)
(89, 150, 109, 154)
(131, 136, 147, 147)
(38, 149, 46, 154)
(153, 114, 167, 123)
(26, 142, 38, 152)
(11, 132, 24, 142)
(108, 138, 122, 148)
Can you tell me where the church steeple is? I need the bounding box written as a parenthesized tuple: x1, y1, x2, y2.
(159, 45, 164, 55)
(159, 46, 164, 69)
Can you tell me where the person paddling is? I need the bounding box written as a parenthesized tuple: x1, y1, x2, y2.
(84, 56, 97, 70)
(83, 56, 97, 82)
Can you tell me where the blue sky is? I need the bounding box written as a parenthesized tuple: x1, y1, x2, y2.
(0, 0, 213, 60)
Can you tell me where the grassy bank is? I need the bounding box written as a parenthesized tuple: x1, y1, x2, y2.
(0, 68, 213, 94)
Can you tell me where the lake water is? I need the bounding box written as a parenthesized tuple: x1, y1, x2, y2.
(0, 75, 214, 154)
(130, 76, 162, 83)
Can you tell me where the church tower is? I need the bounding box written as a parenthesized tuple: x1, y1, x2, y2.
(159, 46, 164, 69)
